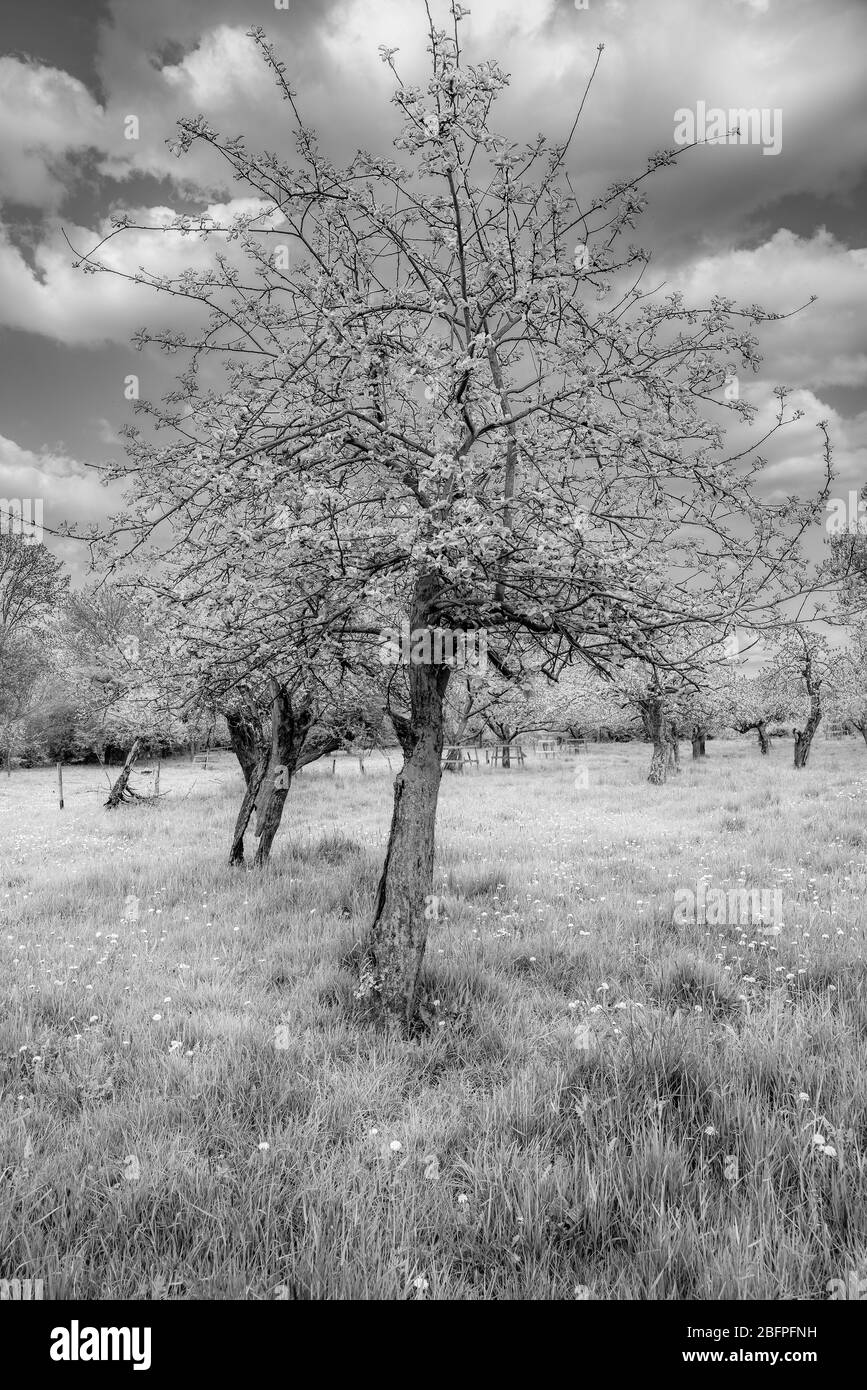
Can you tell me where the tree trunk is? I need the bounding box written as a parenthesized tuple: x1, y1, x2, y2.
(227, 714, 344, 868)
(668, 726, 681, 774)
(250, 685, 315, 867)
(757, 722, 770, 755)
(104, 740, 141, 808)
(501, 729, 511, 769)
(691, 726, 707, 759)
(226, 707, 265, 788)
(644, 697, 672, 785)
(793, 690, 822, 769)
(362, 582, 450, 1032)
(860, 724, 867, 748)
(229, 750, 269, 866)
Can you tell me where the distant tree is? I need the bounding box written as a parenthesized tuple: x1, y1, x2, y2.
(0, 534, 68, 664)
(827, 625, 867, 744)
(0, 635, 49, 773)
(764, 628, 831, 768)
(721, 669, 792, 755)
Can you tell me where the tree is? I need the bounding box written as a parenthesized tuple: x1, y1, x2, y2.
(59, 584, 188, 766)
(0, 533, 67, 667)
(827, 625, 867, 744)
(75, 9, 829, 1029)
(765, 629, 830, 768)
(137, 592, 388, 866)
(613, 647, 722, 782)
(0, 635, 49, 773)
(722, 668, 791, 755)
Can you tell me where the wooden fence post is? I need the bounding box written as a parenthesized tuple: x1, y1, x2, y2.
(57, 762, 64, 810)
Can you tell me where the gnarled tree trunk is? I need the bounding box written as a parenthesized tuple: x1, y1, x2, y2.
(229, 749, 269, 866)
(361, 580, 451, 1031)
(227, 699, 359, 868)
(104, 740, 141, 808)
(643, 696, 673, 785)
(691, 725, 707, 759)
(226, 707, 265, 788)
(251, 685, 315, 867)
(793, 689, 822, 768)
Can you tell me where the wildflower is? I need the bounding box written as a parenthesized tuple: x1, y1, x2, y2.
(258, 1141, 270, 1152)
(390, 1140, 402, 1152)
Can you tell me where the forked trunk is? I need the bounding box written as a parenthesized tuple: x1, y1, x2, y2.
(691, 726, 707, 759)
(251, 685, 315, 867)
(229, 750, 269, 866)
(226, 707, 265, 788)
(362, 586, 451, 1031)
(793, 690, 821, 769)
(228, 713, 344, 868)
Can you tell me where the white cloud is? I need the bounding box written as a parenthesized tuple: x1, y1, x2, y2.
(0, 198, 275, 346)
(667, 230, 867, 389)
(717, 383, 867, 504)
(0, 431, 128, 579)
(0, 57, 106, 210)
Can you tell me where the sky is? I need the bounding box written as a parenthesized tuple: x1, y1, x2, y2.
(0, 0, 865, 583)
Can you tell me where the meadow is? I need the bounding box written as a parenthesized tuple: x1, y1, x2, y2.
(1, 738, 865, 1300)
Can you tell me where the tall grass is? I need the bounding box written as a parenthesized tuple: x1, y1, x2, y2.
(1, 741, 865, 1299)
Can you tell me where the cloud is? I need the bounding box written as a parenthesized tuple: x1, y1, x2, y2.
(0, 198, 276, 346)
(0, 431, 128, 580)
(715, 382, 867, 505)
(666, 229, 867, 389)
(0, 57, 106, 211)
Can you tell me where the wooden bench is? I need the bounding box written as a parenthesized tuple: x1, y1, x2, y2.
(441, 745, 481, 771)
(484, 744, 525, 766)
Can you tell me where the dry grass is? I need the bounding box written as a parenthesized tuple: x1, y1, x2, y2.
(1, 738, 866, 1299)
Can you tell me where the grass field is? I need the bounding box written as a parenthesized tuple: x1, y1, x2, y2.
(1, 739, 866, 1300)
